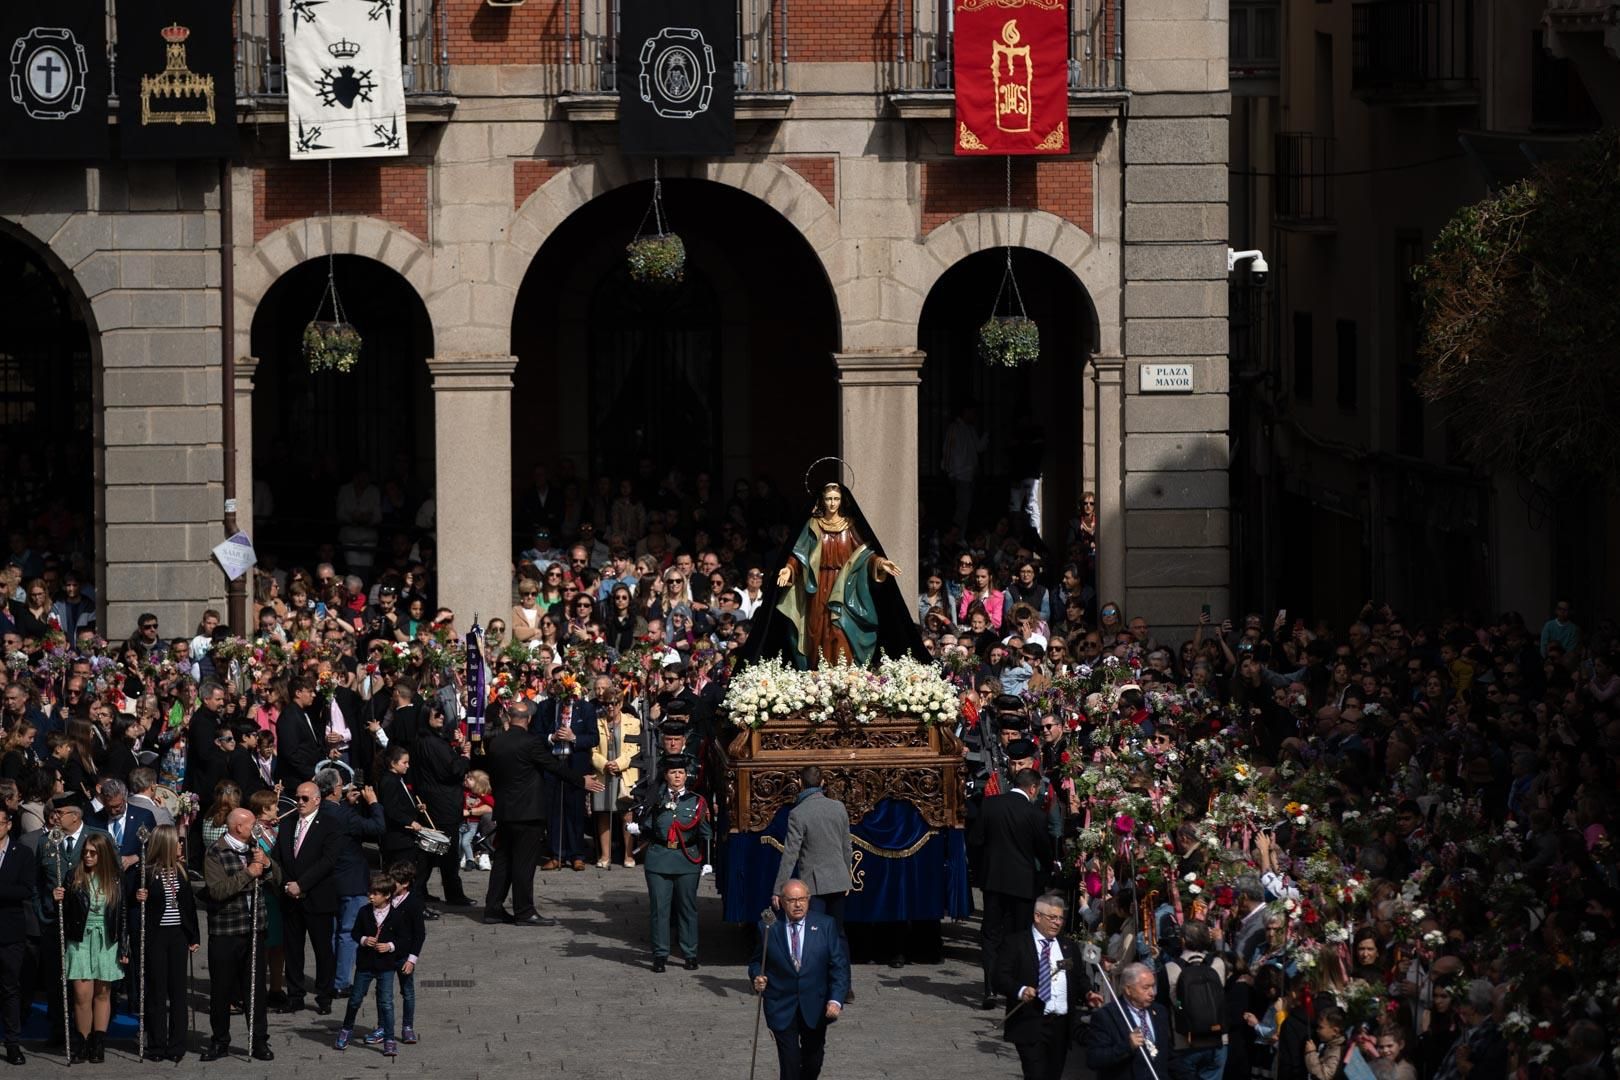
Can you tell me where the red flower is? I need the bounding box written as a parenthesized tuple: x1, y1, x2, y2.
(1113, 814, 1136, 835)
(1214, 885, 1236, 907)
(1060, 751, 1071, 764)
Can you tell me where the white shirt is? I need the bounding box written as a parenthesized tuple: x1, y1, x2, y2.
(293, 810, 318, 850)
(1021, 927, 1068, 1016)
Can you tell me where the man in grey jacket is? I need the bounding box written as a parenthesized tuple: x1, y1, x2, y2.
(772, 766, 854, 996)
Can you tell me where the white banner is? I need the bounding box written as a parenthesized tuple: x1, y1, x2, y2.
(283, 0, 407, 159)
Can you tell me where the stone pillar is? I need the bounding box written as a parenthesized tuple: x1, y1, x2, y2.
(428, 355, 517, 632)
(834, 350, 923, 614)
(1092, 356, 1126, 610)
(233, 356, 259, 534)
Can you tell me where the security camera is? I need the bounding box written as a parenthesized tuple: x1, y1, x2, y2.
(1227, 247, 1269, 285)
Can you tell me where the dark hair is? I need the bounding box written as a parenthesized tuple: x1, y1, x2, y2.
(1318, 1006, 1347, 1030)
(387, 859, 417, 886)
(799, 765, 822, 789)
(1013, 768, 1042, 792)
(368, 873, 396, 897)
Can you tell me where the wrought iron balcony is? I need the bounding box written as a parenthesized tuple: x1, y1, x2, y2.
(1352, 0, 1477, 104)
(236, 0, 451, 102)
(1274, 132, 1334, 229)
(885, 0, 1124, 95)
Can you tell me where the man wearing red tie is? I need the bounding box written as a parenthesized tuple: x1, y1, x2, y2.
(749, 879, 850, 1080)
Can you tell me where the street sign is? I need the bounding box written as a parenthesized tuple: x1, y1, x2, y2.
(1140, 363, 1195, 392)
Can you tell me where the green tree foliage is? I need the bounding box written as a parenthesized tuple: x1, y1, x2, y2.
(1414, 134, 1620, 480)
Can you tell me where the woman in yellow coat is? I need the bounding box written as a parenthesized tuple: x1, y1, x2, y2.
(591, 683, 642, 868)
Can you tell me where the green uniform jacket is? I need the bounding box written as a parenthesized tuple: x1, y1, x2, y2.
(642, 788, 712, 876)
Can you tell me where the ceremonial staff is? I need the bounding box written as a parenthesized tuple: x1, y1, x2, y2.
(46, 827, 71, 1065)
(748, 907, 777, 1080)
(248, 823, 272, 1046)
(1081, 943, 1164, 1080)
(136, 824, 152, 1060)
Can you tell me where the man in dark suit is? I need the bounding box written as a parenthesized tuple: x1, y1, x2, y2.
(749, 878, 850, 1080)
(0, 804, 35, 1064)
(971, 766, 1052, 1010)
(86, 778, 159, 876)
(225, 722, 271, 802)
(385, 679, 423, 760)
(482, 701, 602, 926)
(995, 893, 1101, 1080)
(535, 692, 598, 870)
(276, 781, 344, 1014)
(315, 770, 383, 1000)
(277, 677, 327, 786)
(183, 682, 228, 797)
(1087, 961, 1174, 1080)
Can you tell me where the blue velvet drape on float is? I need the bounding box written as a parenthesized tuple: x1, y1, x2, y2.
(722, 797, 971, 923)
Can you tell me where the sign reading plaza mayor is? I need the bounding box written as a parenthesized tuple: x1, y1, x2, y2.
(283, 0, 409, 160)
(1140, 363, 1196, 392)
(952, 0, 1069, 156)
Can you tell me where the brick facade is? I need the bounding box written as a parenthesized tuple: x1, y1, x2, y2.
(919, 157, 1094, 236)
(786, 0, 894, 62)
(444, 0, 564, 66)
(514, 160, 569, 209)
(253, 164, 431, 243)
(782, 156, 837, 207)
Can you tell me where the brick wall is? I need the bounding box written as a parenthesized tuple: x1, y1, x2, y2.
(444, 0, 566, 66)
(254, 164, 431, 243)
(514, 159, 569, 209)
(786, 0, 894, 62)
(919, 157, 1093, 236)
(782, 156, 836, 206)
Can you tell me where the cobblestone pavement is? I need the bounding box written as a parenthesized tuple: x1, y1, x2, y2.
(24, 865, 1063, 1079)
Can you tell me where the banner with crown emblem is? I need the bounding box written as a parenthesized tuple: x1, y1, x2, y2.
(952, 0, 1069, 156)
(617, 0, 735, 157)
(116, 0, 238, 158)
(0, 4, 109, 158)
(283, 0, 407, 159)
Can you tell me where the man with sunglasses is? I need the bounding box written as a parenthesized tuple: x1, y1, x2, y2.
(277, 782, 345, 1015)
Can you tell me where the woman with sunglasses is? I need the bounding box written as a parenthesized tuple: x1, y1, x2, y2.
(536, 565, 568, 613)
(511, 578, 543, 643)
(566, 594, 604, 644)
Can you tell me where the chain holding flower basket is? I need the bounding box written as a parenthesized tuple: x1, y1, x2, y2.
(978, 158, 1040, 368)
(626, 160, 686, 286)
(303, 163, 362, 373)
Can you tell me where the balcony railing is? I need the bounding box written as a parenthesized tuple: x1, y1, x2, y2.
(887, 0, 1123, 93)
(1352, 0, 1476, 102)
(560, 0, 784, 95)
(1274, 132, 1334, 228)
(237, 0, 450, 99)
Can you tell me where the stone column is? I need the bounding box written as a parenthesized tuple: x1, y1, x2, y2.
(834, 350, 924, 615)
(428, 355, 517, 632)
(233, 356, 259, 533)
(1093, 356, 1126, 610)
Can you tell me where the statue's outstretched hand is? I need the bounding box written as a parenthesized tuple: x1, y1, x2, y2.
(776, 566, 793, 588)
(874, 558, 901, 579)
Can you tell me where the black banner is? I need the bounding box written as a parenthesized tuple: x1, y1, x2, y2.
(0, 6, 108, 158)
(617, 0, 734, 157)
(116, 0, 238, 158)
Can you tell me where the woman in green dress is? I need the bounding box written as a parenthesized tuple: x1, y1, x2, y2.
(54, 830, 127, 1063)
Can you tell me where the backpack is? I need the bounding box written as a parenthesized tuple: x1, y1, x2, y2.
(1173, 952, 1226, 1039)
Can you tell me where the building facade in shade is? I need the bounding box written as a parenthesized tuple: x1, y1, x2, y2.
(0, 0, 1230, 641)
(1228, 0, 1619, 624)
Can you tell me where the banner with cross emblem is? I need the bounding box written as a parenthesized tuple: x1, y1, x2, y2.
(116, 0, 239, 158)
(0, 5, 108, 158)
(283, 0, 408, 159)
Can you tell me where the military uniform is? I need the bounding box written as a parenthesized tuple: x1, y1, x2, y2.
(638, 755, 712, 970)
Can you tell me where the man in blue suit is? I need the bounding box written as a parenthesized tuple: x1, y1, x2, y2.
(749, 878, 850, 1080)
(86, 779, 158, 878)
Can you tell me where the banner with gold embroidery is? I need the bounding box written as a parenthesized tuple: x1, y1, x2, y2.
(116, 0, 239, 158)
(952, 0, 1068, 156)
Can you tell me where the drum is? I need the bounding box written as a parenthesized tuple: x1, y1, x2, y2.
(415, 828, 452, 856)
(150, 785, 181, 819)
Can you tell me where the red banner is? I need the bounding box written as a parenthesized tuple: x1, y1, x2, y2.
(953, 0, 1069, 155)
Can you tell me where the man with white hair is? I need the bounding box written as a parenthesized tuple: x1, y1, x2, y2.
(1087, 960, 1172, 1080)
(1434, 979, 1508, 1080)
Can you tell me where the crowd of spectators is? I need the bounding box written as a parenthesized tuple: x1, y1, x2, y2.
(0, 458, 1614, 1077)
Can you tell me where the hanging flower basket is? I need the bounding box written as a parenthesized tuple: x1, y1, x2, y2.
(627, 233, 686, 285)
(303, 320, 363, 374)
(978, 315, 1041, 368)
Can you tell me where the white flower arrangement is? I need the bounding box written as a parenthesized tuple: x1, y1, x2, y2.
(722, 656, 960, 730)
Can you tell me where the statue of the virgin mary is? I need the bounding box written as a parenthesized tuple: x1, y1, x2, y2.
(745, 462, 927, 671)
